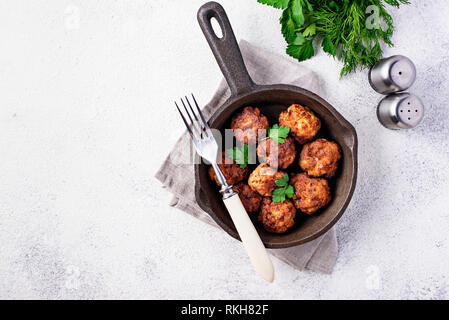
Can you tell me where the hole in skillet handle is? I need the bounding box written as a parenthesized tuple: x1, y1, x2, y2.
(210, 17, 223, 39)
(200, 3, 226, 41)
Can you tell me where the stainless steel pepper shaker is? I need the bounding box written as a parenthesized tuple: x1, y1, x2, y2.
(377, 92, 424, 129)
(369, 55, 416, 94)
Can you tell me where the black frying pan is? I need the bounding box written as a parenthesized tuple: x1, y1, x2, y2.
(194, 1, 357, 248)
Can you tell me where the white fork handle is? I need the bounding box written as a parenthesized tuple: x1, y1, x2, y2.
(223, 194, 275, 282)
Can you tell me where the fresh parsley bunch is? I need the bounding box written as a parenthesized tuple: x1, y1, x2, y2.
(257, 0, 409, 76)
(272, 174, 295, 202)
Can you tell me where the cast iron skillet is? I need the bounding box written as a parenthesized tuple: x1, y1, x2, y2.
(194, 1, 357, 249)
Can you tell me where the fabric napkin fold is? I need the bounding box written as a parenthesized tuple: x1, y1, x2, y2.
(155, 40, 338, 274)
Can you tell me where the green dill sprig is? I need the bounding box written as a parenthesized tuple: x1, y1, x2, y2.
(257, 0, 409, 77)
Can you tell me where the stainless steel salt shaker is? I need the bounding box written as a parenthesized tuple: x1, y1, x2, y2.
(369, 55, 416, 94)
(377, 92, 424, 129)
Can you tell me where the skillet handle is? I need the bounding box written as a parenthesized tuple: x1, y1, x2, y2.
(197, 2, 255, 96)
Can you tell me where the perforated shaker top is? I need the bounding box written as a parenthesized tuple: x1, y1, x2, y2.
(396, 94, 424, 128)
(390, 58, 416, 91)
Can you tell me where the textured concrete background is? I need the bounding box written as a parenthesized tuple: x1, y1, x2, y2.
(1, 0, 449, 299)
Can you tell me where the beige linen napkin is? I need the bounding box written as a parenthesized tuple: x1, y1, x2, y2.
(155, 40, 338, 274)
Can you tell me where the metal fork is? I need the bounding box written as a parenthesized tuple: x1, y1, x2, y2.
(175, 94, 274, 282)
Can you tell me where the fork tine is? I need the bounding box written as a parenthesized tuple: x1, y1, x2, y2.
(191, 94, 213, 136)
(185, 96, 208, 138)
(175, 94, 214, 142)
(185, 96, 199, 122)
(175, 101, 194, 137)
(181, 98, 195, 125)
(181, 97, 200, 137)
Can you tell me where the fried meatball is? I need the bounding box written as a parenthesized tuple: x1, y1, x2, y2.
(290, 173, 331, 214)
(257, 136, 296, 169)
(208, 152, 248, 186)
(248, 163, 286, 197)
(230, 106, 269, 144)
(300, 138, 341, 178)
(232, 183, 262, 214)
(259, 198, 296, 234)
(279, 104, 321, 144)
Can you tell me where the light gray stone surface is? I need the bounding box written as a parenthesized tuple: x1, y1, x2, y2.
(1, 0, 448, 299)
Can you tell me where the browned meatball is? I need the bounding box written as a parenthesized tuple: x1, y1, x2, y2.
(232, 183, 262, 214)
(248, 163, 286, 197)
(257, 137, 296, 169)
(279, 104, 321, 144)
(290, 173, 331, 214)
(208, 152, 248, 186)
(300, 138, 341, 178)
(231, 106, 269, 144)
(259, 197, 296, 234)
